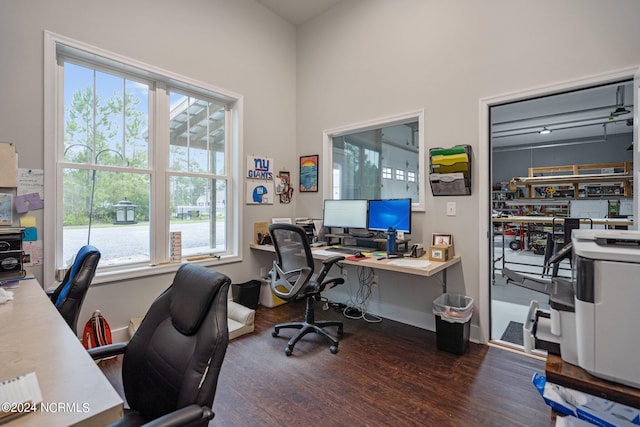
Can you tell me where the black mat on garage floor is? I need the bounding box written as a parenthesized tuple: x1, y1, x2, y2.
(500, 321, 524, 346)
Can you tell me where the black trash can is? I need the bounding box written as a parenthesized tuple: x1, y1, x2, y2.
(432, 293, 473, 355)
(232, 280, 261, 309)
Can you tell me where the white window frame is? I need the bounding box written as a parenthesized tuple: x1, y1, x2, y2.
(322, 110, 425, 211)
(43, 31, 243, 286)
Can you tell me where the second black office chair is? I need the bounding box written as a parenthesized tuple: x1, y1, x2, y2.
(269, 223, 345, 356)
(47, 245, 101, 334)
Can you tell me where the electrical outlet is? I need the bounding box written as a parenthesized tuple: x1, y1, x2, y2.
(342, 269, 348, 279)
(372, 274, 378, 286)
(259, 266, 267, 277)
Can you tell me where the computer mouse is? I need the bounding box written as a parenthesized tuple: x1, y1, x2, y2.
(355, 252, 365, 258)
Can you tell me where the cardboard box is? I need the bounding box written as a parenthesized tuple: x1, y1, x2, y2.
(431, 233, 455, 256)
(429, 244, 452, 261)
(254, 221, 269, 244)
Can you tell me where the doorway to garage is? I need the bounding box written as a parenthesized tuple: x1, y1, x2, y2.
(488, 79, 634, 348)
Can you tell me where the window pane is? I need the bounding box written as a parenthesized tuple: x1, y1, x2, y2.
(169, 176, 226, 256)
(332, 121, 419, 201)
(169, 92, 226, 175)
(125, 80, 150, 168)
(62, 168, 151, 266)
(63, 62, 149, 169)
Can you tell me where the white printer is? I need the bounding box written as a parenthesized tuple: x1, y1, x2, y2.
(572, 229, 640, 389)
(513, 229, 640, 389)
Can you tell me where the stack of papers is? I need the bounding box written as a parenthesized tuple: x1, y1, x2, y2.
(388, 259, 431, 268)
(429, 145, 472, 196)
(0, 372, 43, 423)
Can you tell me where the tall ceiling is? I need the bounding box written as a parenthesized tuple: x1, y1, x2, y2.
(254, 1, 635, 152)
(256, 0, 344, 25)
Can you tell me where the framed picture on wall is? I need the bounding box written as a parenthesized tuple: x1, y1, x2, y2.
(299, 155, 318, 192)
(277, 171, 293, 203)
(0, 193, 13, 226)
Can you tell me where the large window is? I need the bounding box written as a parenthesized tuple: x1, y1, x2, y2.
(45, 34, 241, 281)
(323, 111, 424, 210)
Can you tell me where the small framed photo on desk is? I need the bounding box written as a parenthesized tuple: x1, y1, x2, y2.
(432, 233, 452, 246)
(432, 233, 454, 256)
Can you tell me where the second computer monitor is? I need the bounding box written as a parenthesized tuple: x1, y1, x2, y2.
(367, 198, 412, 234)
(323, 199, 368, 231)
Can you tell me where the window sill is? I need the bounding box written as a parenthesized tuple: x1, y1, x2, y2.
(91, 254, 241, 285)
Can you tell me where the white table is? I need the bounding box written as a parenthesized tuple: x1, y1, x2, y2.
(0, 275, 123, 426)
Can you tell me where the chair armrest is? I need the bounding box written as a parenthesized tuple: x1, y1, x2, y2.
(87, 342, 128, 360)
(316, 255, 345, 286)
(141, 404, 214, 427)
(323, 277, 345, 289)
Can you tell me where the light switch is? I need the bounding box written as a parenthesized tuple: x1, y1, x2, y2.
(446, 202, 456, 216)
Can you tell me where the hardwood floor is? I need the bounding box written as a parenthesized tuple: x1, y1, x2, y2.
(211, 300, 554, 426)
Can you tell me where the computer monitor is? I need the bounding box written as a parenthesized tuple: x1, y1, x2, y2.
(367, 198, 412, 234)
(323, 199, 368, 232)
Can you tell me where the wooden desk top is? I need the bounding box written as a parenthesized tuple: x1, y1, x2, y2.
(249, 243, 461, 278)
(0, 276, 123, 426)
(545, 353, 640, 409)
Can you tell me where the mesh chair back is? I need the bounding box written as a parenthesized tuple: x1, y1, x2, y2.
(269, 224, 315, 274)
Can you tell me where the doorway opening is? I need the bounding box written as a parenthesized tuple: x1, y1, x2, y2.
(489, 80, 635, 349)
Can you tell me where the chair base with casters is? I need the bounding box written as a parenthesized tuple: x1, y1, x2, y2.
(273, 295, 344, 356)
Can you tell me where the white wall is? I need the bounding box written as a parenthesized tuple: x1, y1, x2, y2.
(295, 0, 640, 340)
(0, 0, 298, 336)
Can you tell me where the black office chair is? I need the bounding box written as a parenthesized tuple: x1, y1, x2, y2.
(47, 245, 101, 334)
(88, 264, 231, 427)
(268, 223, 345, 356)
